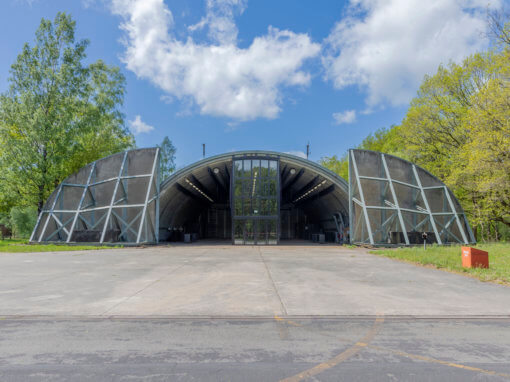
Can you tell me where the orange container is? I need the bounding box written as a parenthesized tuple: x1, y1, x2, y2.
(461, 247, 489, 268)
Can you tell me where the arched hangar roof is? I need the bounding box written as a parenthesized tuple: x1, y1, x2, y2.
(159, 150, 349, 228)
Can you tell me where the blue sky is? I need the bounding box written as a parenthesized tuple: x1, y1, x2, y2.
(0, 0, 500, 168)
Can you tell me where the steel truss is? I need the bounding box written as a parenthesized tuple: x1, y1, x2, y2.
(348, 149, 475, 245)
(30, 148, 160, 244)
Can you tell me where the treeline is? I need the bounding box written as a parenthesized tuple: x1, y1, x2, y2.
(0, 13, 176, 238)
(321, 12, 510, 242)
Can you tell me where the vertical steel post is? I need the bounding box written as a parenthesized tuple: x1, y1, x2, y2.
(444, 186, 469, 244)
(30, 210, 44, 243)
(155, 150, 160, 243)
(137, 148, 160, 243)
(412, 165, 441, 245)
(348, 151, 353, 244)
(100, 151, 128, 243)
(37, 185, 63, 242)
(381, 154, 409, 245)
(349, 150, 374, 245)
(66, 163, 96, 243)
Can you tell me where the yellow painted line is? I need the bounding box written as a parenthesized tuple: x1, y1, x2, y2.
(279, 316, 384, 382)
(276, 316, 510, 380)
(368, 344, 510, 379)
(274, 315, 301, 327)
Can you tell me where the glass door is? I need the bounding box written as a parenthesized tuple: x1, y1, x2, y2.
(231, 157, 279, 245)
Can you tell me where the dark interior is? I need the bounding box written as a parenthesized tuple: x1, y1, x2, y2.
(158, 152, 349, 244)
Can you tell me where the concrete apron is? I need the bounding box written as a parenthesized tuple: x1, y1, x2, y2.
(0, 245, 508, 317)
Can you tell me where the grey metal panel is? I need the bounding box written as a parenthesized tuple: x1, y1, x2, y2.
(349, 150, 374, 245)
(31, 148, 160, 244)
(349, 149, 475, 245)
(381, 154, 409, 245)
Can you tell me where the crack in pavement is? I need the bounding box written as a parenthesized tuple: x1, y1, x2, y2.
(258, 247, 288, 316)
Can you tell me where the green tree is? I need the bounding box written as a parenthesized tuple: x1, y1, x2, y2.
(319, 126, 404, 180)
(159, 136, 177, 179)
(400, 49, 510, 240)
(0, 12, 134, 214)
(319, 154, 348, 180)
(10, 206, 38, 238)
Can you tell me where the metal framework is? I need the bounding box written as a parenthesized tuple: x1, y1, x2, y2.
(230, 155, 280, 245)
(30, 148, 160, 244)
(30, 148, 475, 247)
(349, 149, 475, 245)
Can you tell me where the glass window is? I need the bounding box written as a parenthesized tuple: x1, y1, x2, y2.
(257, 220, 267, 245)
(268, 220, 277, 244)
(269, 160, 277, 177)
(242, 179, 251, 195)
(252, 160, 260, 175)
(243, 160, 251, 177)
(234, 160, 243, 178)
(269, 199, 277, 215)
(245, 220, 254, 244)
(253, 198, 260, 215)
(234, 179, 243, 197)
(231, 156, 280, 245)
(260, 160, 269, 177)
(234, 220, 244, 244)
(243, 199, 251, 216)
(259, 199, 267, 215)
(269, 179, 277, 197)
(235, 199, 242, 215)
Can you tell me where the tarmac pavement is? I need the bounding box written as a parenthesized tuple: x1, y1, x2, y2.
(0, 244, 508, 316)
(1, 244, 509, 381)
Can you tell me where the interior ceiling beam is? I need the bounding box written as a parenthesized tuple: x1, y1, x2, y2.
(176, 183, 211, 205)
(295, 184, 335, 207)
(190, 174, 216, 200)
(207, 167, 228, 196)
(294, 175, 320, 198)
(282, 168, 304, 193)
(280, 164, 288, 184)
(224, 164, 230, 185)
(219, 166, 229, 190)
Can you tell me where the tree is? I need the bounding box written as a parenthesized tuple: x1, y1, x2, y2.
(488, 8, 510, 48)
(399, 49, 510, 240)
(321, 13, 510, 241)
(158, 136, 177, 179)
(319, 126, 404, 180)
(10, 206, 38, 238)
(319, 154, 348, 180)
(0, 13, 134, 214)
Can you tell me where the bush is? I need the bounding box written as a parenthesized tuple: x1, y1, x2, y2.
(10, 206, 38, 239)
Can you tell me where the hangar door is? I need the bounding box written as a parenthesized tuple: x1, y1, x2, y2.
(31, 148, 160, 244)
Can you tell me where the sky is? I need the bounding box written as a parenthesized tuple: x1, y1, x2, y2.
(0, 0, 502, 168)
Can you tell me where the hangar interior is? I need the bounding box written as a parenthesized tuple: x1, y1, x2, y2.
(158, 152, 349, 245)
(31, 149, 475, 246)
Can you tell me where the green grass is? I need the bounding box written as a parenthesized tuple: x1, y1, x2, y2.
(370, 243, 510, 285)
(0, 239, 117, 253)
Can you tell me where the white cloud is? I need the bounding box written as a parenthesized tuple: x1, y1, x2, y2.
(129, 115, 155, 134)
(284, 151, 307, 159)
(188, 0, 247, 45)
(111, 0, 320, 121)
(333, 110, 356, 125)
(323, 0, 501, 107)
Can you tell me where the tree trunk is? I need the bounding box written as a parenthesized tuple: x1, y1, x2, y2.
(37, 148, 48, 215)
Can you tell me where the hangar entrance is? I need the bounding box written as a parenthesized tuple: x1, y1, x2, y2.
(158, 151, 350, 245)
(232, 157, 279, 244)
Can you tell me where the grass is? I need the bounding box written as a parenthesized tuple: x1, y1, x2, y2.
(0, 239, 118, 253)
(370, 243, 510, 285)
